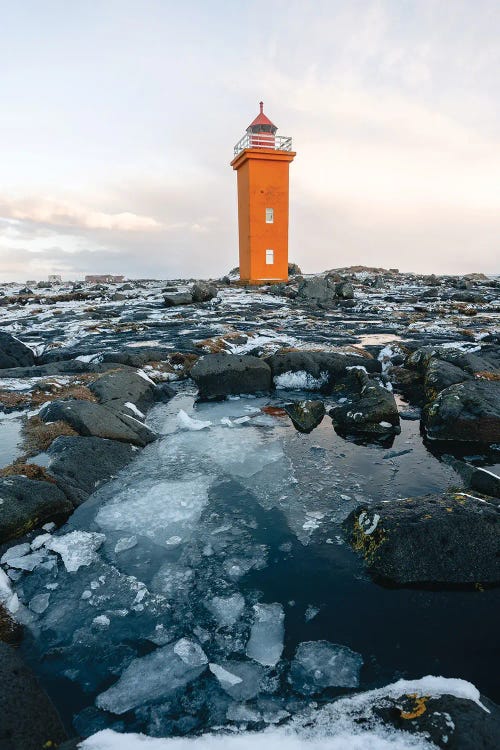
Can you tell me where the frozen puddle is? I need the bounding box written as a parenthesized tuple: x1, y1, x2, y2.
(5, 388, 493, 740)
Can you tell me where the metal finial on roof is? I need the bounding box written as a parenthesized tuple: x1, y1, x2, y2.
(259, 101, 264, 113)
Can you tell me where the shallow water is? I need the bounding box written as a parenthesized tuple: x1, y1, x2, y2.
(0, 412, 23, 468)
(11, 386, 500, 740)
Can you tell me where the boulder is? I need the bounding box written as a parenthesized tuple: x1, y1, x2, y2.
(48, 436, 137, 506)
(190, 354, 272, 400)
(0, 642, 69, 750)
(423, 358, 471, 403)
(443, 457, 500, 498)
(344, 492, 500, 585)
(163, 291, 193, 306)
(0, 332, 36, 369)
(266, 352, 380, 391)
(424, 380, 500, 444)
(288, 262, 302, 276)
(284, 400, 325, 433)
(371, 690, 500, 750)
(335, 280, 354, 299)
(89, 369, 159, 413)
(296, 275, 337, 306)
(191, 282, 218, 303)
(39, 400, 156, 447)
(330, 372, 400, 436)
(0, 476, 72, 545)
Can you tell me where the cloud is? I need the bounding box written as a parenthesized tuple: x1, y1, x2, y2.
(0, 197, 162, 232)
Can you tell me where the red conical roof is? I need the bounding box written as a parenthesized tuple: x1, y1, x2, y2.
(247, 101, 277, 131)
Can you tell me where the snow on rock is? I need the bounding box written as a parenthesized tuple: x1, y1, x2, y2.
(274, 371, 328, 391)
(96, 639, 208, 715)
(290, 641, 363, 694)
(177, 409, 212, 431)
(45, 531, 106, 573)
(0, 567, 20, 613)
(246, 602, 284, 667)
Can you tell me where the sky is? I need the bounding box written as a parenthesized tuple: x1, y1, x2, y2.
(1, 0, 499, 281)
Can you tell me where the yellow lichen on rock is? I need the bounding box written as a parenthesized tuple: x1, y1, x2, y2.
(400, 693, 429, 720)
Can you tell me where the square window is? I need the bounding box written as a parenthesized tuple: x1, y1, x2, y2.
(265, 208, 274, 223)
(266, 249, 274, 265)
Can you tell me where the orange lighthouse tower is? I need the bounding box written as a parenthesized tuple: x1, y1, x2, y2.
(231, 102, 295, 284)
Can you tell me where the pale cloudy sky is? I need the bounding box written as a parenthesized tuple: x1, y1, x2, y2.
(1, 0, 499, 281)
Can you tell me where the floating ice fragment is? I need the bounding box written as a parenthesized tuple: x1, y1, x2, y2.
(45, 531, 106, 572)
(93, 615, 110, 628)
(31, 533, 52, 551)
(177, 409, 212, 431)
(1, 543, 31, 564)
(246, 603, 284, 667)
(29, 593, 50, 614)
(4, 551, 46, 571)
(205, 593, 245, 627)
(96, 639, 208, 715)
(290, 640, 363, 694)
(114, 536, 137, 554)
(173, 638, 207, 667)
(209, 663, 243, 687)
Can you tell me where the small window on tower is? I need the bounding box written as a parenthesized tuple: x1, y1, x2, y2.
(265, 208, 274, 223)
(266, 249, 274, 265)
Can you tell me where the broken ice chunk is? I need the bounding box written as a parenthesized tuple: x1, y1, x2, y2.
(29, 593, 50, 614)
(205, 593, 245, 627)
(173, 638, 208, 667)
(209, 660, 265, 700)
(177, 409, 212, 431)
(1, 543, 30, 564)
(96, 638, 208, 714)
(114, 536, 138, 554)
(4, 551, 46, 571)
(226, 703, 262, 723)
(45, 531, 106, 573)
(289, 640, 363, 694)
(246, 603, 284, 667)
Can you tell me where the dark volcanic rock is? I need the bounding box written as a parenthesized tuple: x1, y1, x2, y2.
(0, 332, 36, 369)
(344, 492, 500, 585)
(335, 280, 354, 299)
(163, 291, 193, 306)
(284, 400, 325, 433)
(191, 282, 217, 303)
(288, 262, 302, 276)
(424, 380, 500, 444)
(443, 457, 500, 498)
(190, 354, 272, 400)
(89, 369, 158, 413)
(372, 692, 500, 750)
(39, 399, 156, 447)
(48, 436, 137, 506)
(330, 372, 400, 436)
(0, 642, 69, 750)
(423, 358, 471, 403)
(266, 352, 380, 390)
(0, 476, 72, 544)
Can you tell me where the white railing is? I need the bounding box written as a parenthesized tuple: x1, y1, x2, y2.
(233, 133, 293, 157)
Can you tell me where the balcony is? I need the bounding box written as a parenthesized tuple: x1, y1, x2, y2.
(233, 132, 293, 158)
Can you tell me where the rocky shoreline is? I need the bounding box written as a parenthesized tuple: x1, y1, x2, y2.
(0, 267, 498, 748)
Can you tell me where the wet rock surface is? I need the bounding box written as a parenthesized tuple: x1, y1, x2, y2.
(0, 476, 72, 544)
(191, 354, 272, 399)
(0, 332, 36, 369)
(344, 492, 500, 585)
(284, 400, 325, 432)
(0, 642, 68, 750)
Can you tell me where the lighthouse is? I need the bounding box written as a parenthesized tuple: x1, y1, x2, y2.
(231, 102, 295, 284)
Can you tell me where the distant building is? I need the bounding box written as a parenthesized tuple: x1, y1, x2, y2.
(85, 274, 125, 283)
(48, 274, 62, 283)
